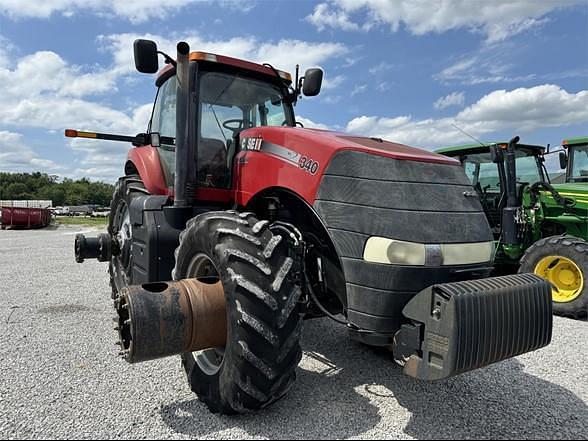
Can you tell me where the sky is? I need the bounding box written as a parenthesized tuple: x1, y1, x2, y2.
(0, 0, 586, 182)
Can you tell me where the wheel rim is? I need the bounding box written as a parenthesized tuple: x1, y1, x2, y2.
(534, 255, 584, 303)
(115, 202, 132, 273)
(187, 253, 225, 376)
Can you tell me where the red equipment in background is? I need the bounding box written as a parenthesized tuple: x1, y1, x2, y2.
(0, 201, 52, 229)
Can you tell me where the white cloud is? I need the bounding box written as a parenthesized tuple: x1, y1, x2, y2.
(100, 33, 348, 77)
(345, 84, 588, 148)
(0, 0, 249, 23)
(457, 85, 588, 131)
(306, 0, 581, 42)
(376, 82, 390, 92)
(0, 34, 16, 68)
(306, 2, 361, 31)
(0, 51, 116, 101)
(0, 33, 348, 181)
(0, 130, 63, 173)
(323, 95, 343, 104)
(434, 91, 465, 110)
(437, 57, 478, 81)
(436, 53, 537, 85)
(0, 45, 162, 180)
(368, 62, 394, 75)
(296, 116, 330, 130)
(351, 84, 367, 97)
(322, 74, 345, 90)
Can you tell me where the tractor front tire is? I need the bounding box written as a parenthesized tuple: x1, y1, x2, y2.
(173, 211, 303, 414)
(108, 174, 149, 298)
(519, 235, 588, 319)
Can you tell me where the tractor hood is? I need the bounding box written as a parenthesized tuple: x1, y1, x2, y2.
(536, 182, 588, 222)
(236, 126, 468, 207)
(240, 126, 459, 166)
(550, 183, 588, 209)
(551, 183, 588, 196)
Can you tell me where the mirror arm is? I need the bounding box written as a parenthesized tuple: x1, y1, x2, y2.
(158, 51, 176, 68)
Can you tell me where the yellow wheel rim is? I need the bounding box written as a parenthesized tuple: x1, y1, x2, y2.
(534, 255, 584, 303)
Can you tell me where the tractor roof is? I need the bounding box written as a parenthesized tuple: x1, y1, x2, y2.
(156, 51, 292, 84)
(563, 136, 588, 147)
(436, 142, 545, 156)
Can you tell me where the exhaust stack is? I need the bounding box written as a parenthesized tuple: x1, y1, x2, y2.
(502, 135, 521, 246)
(174, 41, 192, 208)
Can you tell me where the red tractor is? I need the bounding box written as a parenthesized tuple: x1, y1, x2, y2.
(69, 40, 553, 414)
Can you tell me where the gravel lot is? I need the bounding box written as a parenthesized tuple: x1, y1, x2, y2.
(0, 226, 587, 440)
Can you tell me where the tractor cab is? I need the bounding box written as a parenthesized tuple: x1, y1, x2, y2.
(134, 40, 323, 196)
(560, 136, 588, 183)
(150, 54, 296, 190)
(436, 142, 547, 234)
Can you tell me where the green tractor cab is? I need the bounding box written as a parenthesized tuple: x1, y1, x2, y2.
(560, 136, 588, 183)
(437, 139, 588, 318)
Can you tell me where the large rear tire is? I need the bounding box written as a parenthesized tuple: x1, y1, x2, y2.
(108, 174, 149, 298)
(519, 235, 588, 319)
(173, 211, 303, 414)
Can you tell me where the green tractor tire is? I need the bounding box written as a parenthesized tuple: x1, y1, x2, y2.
(519, 235, 588, 319)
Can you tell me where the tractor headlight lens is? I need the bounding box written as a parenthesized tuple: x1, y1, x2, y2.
(363, 238, 426, 266)
(363, 237, 494, 266)
(440, 242, 494, 266)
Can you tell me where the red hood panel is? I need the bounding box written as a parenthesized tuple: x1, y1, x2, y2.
(235, 126, 461, 207)
(241, 127, 459, 166)
(336, 135, 459, 165)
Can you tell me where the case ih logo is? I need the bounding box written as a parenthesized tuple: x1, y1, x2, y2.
(241, 137, 263, 151)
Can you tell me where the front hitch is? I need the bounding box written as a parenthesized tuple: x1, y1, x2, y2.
(393, 273, 552, 381)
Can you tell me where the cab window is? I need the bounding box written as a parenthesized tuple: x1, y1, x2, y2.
(150, 76, 177, 187)
(197, 71, 291, 188)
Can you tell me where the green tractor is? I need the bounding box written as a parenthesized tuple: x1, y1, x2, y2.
(559, 136, 588, 184)
(436, 137, 588, 318)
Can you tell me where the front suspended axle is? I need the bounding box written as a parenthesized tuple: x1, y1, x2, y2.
(75, 233, 113, 263)
(114, 279, 227, 363)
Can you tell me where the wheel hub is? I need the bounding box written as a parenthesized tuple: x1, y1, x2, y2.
(534, 255, 584, 303)
(187, 253, 226, 376)
(114, 204, 132, 271)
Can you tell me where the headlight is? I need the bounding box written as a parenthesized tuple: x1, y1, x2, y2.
(363, 237, 494, 266)
(441, 242, 495, 266)
(363, 238, 426, 265)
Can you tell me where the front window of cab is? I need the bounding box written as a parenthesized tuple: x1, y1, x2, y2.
(570, 145, 588, 182)
(197, 71, 293, 187)
(462, 150, 544, 191)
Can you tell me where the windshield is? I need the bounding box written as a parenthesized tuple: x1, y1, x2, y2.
(461, 150, 543, 191)
(200, 71, 292, 141)
(570, 145, 588, 182)
(196, 71, 293, 188)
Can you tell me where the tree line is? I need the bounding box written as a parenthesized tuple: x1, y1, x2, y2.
(0, 172, 114, 207)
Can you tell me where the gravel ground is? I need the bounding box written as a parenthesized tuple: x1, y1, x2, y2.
(0, 226, 587, 440)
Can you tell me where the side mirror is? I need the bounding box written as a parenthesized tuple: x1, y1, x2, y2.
(302, 68, 323, 97)
(134, 39, 159, 74)
(559, 151, 568, 170)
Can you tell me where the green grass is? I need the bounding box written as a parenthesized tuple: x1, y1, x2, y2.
(54, 216, 109, 227)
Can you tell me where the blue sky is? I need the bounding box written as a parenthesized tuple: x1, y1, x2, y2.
(0, 0, 586, 181)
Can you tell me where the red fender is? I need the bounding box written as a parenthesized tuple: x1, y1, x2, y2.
(126, 146, 169, 195)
